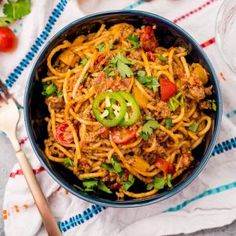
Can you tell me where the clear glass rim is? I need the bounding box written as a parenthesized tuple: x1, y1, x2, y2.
(215, 0, 236, 72)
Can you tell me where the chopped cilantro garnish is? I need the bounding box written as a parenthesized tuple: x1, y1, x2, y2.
(188, 123, 199, 133)
(63, 158, 73, 168)
(110, 53, 133, 78)
(96, 43, 106, 52)
(168, 93, 184, 111)
(111, 156, 122, 174)
(146, 175, 172, 191)
(128, 34, 140, 49)
(82, 179, 98, 192)
(137, 70, 159, 92)
(42, 83, 57, 97)
(140, 120, 159, 140)
(57, 91, 63, 97)
(80, 57, 88, 66)
(159, 55, 167, 62)
(0, 0, 31, 26)
(97, 181, 112, 194)
(122, 174, 135, 191)
(165, 118, 172, 129)
(101, 163, 114, 171)
(82, 179, 112, 194)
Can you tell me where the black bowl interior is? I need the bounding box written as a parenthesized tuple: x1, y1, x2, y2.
(25, 11, 221, 207)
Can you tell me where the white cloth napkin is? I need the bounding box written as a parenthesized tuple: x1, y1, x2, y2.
(1, 0, 236, 235)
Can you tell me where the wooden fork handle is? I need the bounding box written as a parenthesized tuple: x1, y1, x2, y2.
(16, 150, 62, 236)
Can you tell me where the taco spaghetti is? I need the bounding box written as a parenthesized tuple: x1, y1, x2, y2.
(42, 23, 215, 199)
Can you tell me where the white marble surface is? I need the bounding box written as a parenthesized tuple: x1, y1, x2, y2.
(0, 135, 236, 236)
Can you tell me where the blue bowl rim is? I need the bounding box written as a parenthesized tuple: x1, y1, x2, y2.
(24, 10, 223, 208)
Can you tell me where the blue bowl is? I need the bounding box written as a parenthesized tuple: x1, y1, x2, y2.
(24, 10, 222, 207)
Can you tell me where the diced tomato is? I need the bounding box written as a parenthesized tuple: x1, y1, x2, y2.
(111, 182, 121, 190)
(0, 27, 17, 52)
(160, 78, 177, 102)
(139, 26, 158, 52)
(111, 126, 137, 145)
(147, 51, 155, 62)
(55, 122, 74, 146)
(155, 157, 175, 174)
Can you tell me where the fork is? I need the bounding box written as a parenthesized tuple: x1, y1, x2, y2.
(0, 80, 62, 236)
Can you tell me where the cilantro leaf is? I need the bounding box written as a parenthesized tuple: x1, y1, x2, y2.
(97, 181, 112, 194)
(111, 53, 133, 78)
(146, 182, 154, 190)
(0, 16, 15, 26)
(166, 174, 172, 188)
(153, 176, 166, 190)
(101, 163, 114, 171)
(165, 118, 172, 129)
(122, 174, 135, 191)
(168, 92, 183, 111)
(117, 60, 133, 78)
(208, 99, 217, 111)
(3, 0, 31, 21)
(80, 57, 88, 66)
(57, 91, 63, 97)
(128, 34, 140, 49)
(147, 175, 173, 191)
(96, 43, 106, 52)
(82, 179, 98, 192)
(188, 123, 199, 133)
(42, 83, 57, 97)
(137, 70, 159, 92)
(140, 120, 159, 140)
(82, 179, 112, 194)
(111, 156, 122, 174)
(63, 158, 73, 168)
(212, 102, 217, 111)
(159, 55, 167, 62)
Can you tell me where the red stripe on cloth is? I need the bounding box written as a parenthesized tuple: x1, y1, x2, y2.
(19, 137, 28, 146)
(9, 166, 45, 178)
(200, 37, 215, 48)
(173, 0, 216, 24)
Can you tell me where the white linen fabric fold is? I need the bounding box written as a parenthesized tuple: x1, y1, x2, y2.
(1, 0, 236, 235)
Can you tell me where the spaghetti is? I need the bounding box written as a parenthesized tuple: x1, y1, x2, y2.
(42, 23, 215, 199)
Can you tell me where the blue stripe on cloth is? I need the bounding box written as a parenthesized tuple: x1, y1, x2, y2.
(225, 109, 236, 118)
(58, 205, 106, 233)
(5, 0, 69, 88)
(211, 137, 236, 156)
(124, 0, 145, 9)
(164, 181, 236, 212)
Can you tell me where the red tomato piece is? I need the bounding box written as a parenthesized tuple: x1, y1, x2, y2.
(160, 78, 177, 102)
(139, 26, 158, 52)
(0, 27, 17, 52)
(111, 126, 137, 145)
(111, 182, 121, 190)
(55, 122, 74, 146)
(155, 157, 175, 174)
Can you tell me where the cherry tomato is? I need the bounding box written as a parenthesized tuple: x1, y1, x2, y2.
(155, 157, 175, 174)
(0, 27, 17, 52)
(139, 26, 158, 52)
(160, 78, 177, 102)
(55, 122, 74, 146)
(111, 126, 137, 145)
